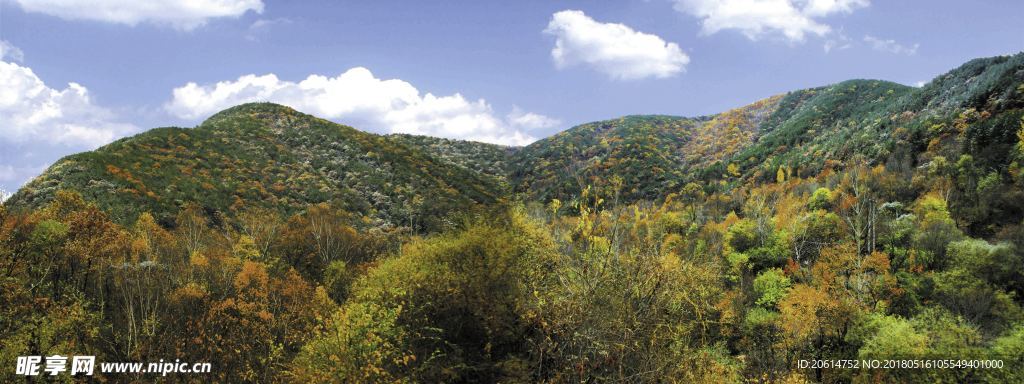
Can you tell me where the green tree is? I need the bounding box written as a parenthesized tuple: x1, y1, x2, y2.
(807, 187, 832, 210)
(753, 268, 791, 307)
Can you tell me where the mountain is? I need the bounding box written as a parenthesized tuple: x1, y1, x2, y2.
(508, 95, 782, 202)
(508, 79, 921, 199)
(385, 133, 514, 185)
(6, 103, 508, 231)
(6, 53, 1024, 234)
(3, 52, 1024, 384)
(512, 53, 1024, 211)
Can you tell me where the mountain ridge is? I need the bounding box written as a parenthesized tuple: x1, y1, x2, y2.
(6, 103, 509, 231)
(6, 52, 1023, 235)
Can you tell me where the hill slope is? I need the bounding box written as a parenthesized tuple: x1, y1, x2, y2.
(508, 95, 783, 202)
(7, 103, 507, 231)
(511, 52, 1024, 211)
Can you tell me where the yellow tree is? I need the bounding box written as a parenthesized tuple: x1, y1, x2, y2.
(176, 203, 207, 258)
(237, 205, 283, 259)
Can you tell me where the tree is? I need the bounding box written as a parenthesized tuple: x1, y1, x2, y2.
(322, 260, 354, 302)
(947, 239, 1022, 292)
(727, 218, 759, 253)
(807, 187, 832, 211)
(988, 325, 1024, 383)
(753, 268, 791, 307)
(296, 209, 557, 382)
(835, 162, 882, 255)
(931, 267, 1022, 331)
(779, 283, 857, 383)
(201, 261, 276, 382)
(292, 301, 411, 383)
(306, 203, 357, 264)
(176, 203, 208, 257)
(727, 163, 741, 177)
(237, 206, 282, 259)
(536, 195, 728, 382)
(26, 219, 68, 296)
(1017, 116, 1024, 154)
(679, 182, 706, 222)
(108, 216, 173, 360)
(856, 314, 928, 359)
(912, 193, 963, 268)
(789, 210, 843, 265)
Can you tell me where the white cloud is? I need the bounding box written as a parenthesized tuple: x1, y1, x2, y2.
(801, 0, 870, 17)
(864, 35, 919, 55)
(823, 38, 849, 53)
(544, 10, 689, 80)
(674, 0, 869, 42)
(0, 62, 135, 146)
(0, 40, 25, 62)
(246, 17, 292, 41)
(165, 68, 554, 146)
(0, 163, 48, 183)
(13, 0, 264, 30)
(0, 43, 136, 191)
(914, 80, 926, 87)
(507, 106, 561, 131)
(823, 29, 851, 53)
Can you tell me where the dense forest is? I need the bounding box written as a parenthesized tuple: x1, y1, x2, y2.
(7, 103, 508, 233)
(2, 53, 1024, 383)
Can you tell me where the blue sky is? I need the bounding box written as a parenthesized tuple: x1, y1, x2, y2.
(1, 0, 1023, 196)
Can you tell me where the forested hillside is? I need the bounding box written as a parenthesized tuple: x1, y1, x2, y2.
(7, 103, 506, 233)
(385, 133, 514, 185)
(2, 52, 1024, 383)
(508, 95, 783, 202)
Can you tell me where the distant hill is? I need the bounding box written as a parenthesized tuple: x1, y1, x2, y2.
(7, 52, 1023, 234)
(512, 53, 1023, 210)
(508, 95, 782, 202)
(6, 103, 508, 231)
(508, 79, 919, 200)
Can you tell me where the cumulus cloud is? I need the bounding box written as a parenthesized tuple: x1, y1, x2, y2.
(507, 106, 561, 131)
(674, 0, 869, 42)
(0, 40, 25, 62)
(12, 0, 264, 30)
(0, 43, 137, 191)
(165, 68, 555, 146)
(0, 63, 135, 146)
(544, 10, 689, 80)
(864, 35, 919, 55)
